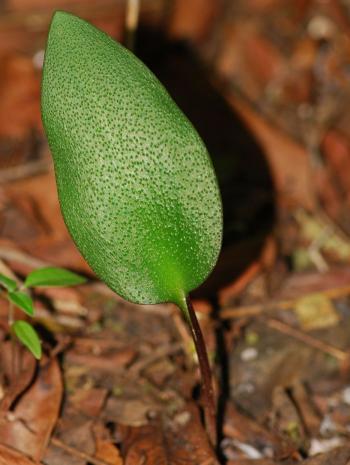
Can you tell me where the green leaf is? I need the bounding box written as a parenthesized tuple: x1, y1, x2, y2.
(41, 12, 223, 309)
(8, 291, 34, 316)
(0, 273, 17, 292)
(12, 320, 42, 359)
(24, 267, 86, 288)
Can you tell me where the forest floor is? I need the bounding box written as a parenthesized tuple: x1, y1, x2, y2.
(2, 1, 350, 464)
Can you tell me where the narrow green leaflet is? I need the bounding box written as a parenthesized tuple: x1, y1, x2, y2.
(8, 291, 34, 316)
(24, 267, 86, 288)
(12, 320, 42, 359)
(0, 273, 17, 292)
(41, 12, 223, 308)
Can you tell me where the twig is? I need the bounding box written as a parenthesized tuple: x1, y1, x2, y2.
(0, 159, 52, 184)
(265, 317, 349, 362)
(307, 223, 331, 272)
(0, 247, 51, 269)
(221, 302, 275, 319)
(128, 341, 183, 376)
(50, 437, 111, 465)
(125, 0, 140, 51)
(220, 284, 350, 319)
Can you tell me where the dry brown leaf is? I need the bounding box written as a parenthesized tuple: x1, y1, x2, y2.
(168, 0, 220, 43)
(95, 439, 123, 465)
(303, 446, 350, 464)
(0, 343, 36, 413)
(66, 348, 137, 372)
(0, 54, 40, 140)
(275, 266, 350, 300)
(69, 387, 108, 417)
(121, 403, 218, 465)
(227, 94, 315, 210)
(294, 209, 350, 262)
(106, 397, 160, 427)
(227, 461, 280, 465)
(0, 444, 35, 465)
(223, 402, 291, 459)
(0, 357, 62, 462)
(3, 172, 91, 275)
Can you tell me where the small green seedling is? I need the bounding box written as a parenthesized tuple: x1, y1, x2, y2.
(0, 267, 86, 360)
(41, 12, 223, 446)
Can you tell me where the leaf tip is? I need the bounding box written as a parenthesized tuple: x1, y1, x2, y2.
(47, 10, 79, 44)
(51, 9, 72, 26)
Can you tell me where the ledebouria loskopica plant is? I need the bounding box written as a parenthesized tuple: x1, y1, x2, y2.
(41, 11, 223, 446)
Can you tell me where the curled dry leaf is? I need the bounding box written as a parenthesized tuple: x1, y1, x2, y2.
(0, 357, 62, 462)
(0, 342, 36, 413)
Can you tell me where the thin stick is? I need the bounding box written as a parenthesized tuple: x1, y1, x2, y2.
(51, 437, 111, 465)
(266, 318, 348, 362)
(0, 159, 51, 184)
(220, 284, 350, 320)
(0, 247, 50, 269)
(125, 0, 140, 51)
(128, 341, 183, 376)
(184, 297, 217, 447)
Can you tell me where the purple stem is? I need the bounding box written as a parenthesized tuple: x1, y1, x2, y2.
(185, 296, 217, 447)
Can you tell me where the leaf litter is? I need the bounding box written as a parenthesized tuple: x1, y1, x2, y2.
(2, 1, 350, 464)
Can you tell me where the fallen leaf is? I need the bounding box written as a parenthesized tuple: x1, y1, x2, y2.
(0, 342, 36, 413)
(275, 266, 350, 300)
(105, 398, 159, 427)
(227, 94, 315, 210)
(322, 130, 350, 196)
(58, 418, 95, 456)
(0, 444, 35, 465)
(303, 446, 350, 464)
(309, 437, 345, 456)
(69, 387, 108, 417)
(120, 403, 218, 464)
(0, 357, 62, 462)
(291, 382, 321, 437)
(223, 402, 293, 459)
(3, 172, 92, 275)
(227, 460, 279, 465)
(95, 439, 123, 465)
(294, 293, 339, 331)
(168, 0, 220, 42)
(270, 386, 307, 450)
(0, 54, 40, 140)
(294, 209, 350, 261)
(66, 348, 137, 372)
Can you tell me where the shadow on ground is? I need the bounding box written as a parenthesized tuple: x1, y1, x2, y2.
(136, 27, 276, 299)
